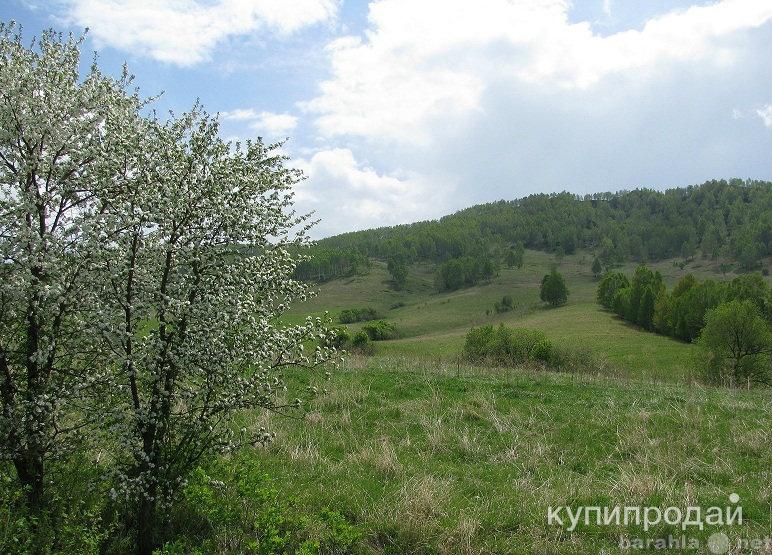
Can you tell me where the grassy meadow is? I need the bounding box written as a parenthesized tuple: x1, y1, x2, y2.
(227, 250, 772, 553)
(3, 251, 770, 554)
(234, 356, 771, 554)
(289, 250, 749, 382)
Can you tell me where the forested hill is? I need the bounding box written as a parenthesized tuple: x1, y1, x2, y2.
(303, 179, 772, 278)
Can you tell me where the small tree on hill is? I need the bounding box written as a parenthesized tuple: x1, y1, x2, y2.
(540, 270, 568, 307)
(697, 300, 771, 387)
(591, 256, 602, 277)
(387, 256, 408, 290)
(505, 242, 524, 269)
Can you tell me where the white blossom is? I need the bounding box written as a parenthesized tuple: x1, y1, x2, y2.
(0, 24, 337, 545)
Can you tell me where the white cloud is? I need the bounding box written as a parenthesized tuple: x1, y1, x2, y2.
(221, 108, 260, 121)
(250, 112, 298, 136)
(221, 109, 298, 136)
(757, 104, 772, 128)
(303, 0, 772, 144)
(293, 148, 451, 236)
(64, 0, 340, 65)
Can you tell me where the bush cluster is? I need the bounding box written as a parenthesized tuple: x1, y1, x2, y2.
(462, 325, 553, 366)
(362, 320, 398, 341)
(321, 326, 375, 354)
(339, 307, 382, 324)
(462, 325, 605, 374)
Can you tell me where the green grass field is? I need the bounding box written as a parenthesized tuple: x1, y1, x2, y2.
(254, 251, 772, 554)
(241, 356, 772, 554)
(288, 250, 752, 382)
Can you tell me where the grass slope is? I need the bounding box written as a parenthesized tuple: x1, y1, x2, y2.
(252, 357, 772, 554)
(290, 250, 756, 382)
(255, 251, 772, 554)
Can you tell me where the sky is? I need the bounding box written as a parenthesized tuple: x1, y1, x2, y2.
(3, 0, 772, 238)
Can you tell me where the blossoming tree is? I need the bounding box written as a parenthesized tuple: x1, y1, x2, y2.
(0, 24, 337, 553)
(0, 23, 143, 509)
(96, 109, 337, 553)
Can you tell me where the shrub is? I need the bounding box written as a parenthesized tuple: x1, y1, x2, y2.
(362, 320, 398, 341)
(530, 338, 553, 362)
(322, 326, 351, 349)
(351, 331, 370, 348)
(494, 295, 515, 313)
(462, 325, 551, 366)
(349, 331, 375, 355)
(339, 307, 381, 324)
(462, 325, 506, 362)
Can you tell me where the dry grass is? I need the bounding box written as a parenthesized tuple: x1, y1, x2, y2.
(348, 437, 403, 477)
(252, 357, 772, 554)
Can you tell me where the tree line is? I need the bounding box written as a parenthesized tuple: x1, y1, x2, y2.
(293, 247, 370, 282)
(305, 179, 772, 276)
(597, 268, 772, 386)
(597, 268, 771, 343)
(435, 256, 498, 291)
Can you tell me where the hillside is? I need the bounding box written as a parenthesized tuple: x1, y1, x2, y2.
(268, 249, 772, 553)
(298, 179, 772, 283)
(290, 249, 772, 382)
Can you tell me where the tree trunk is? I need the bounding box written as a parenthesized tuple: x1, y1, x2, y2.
(14, 450, 44, 509)
(136, 495, 155, 555)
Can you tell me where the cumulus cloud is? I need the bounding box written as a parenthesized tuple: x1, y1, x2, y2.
(64, 0, 340, 65)
(303, 0, 772, 144)
(220, 108, 260, 121)
(757, 104, 772, 128)
(290, 0, 772, 236)
(221, 109, 298, 136)
(293, 148, 453, 237)
(250, 112, 298, 136)
(57, 0, 772, 237)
